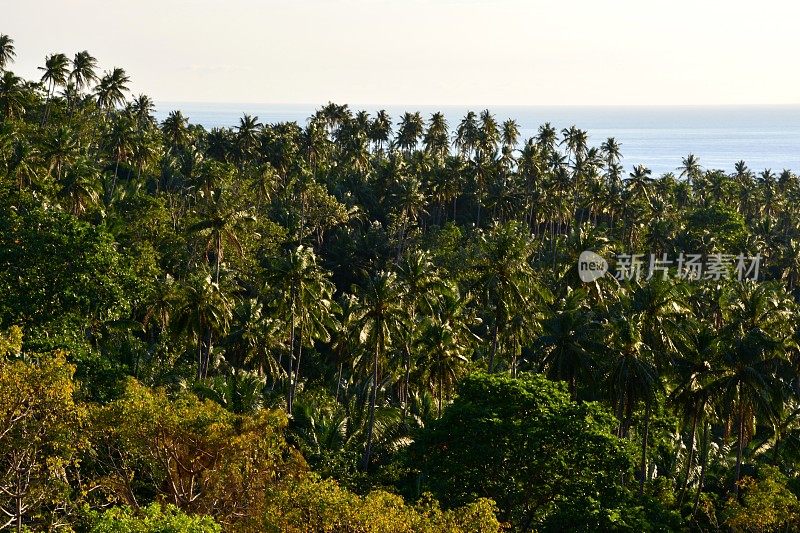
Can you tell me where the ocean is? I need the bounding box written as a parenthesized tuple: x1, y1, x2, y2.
(153, 103, 800, 176)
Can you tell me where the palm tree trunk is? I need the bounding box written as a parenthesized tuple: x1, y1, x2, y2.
(734, 400, 745, 497)
(692, 423, 710, 518)
(197, 336, 204, 380)
(438, 370, 443, 418)
(215, 233, 222, 284)
(639, 399, 651, 496)
(335, 361, 343, 403)
(402, 343, 412, 418)
(678, 410, 699, 505)
(362, 334, 381, 471)
(488, 321, 499, 373)
(289, 327, 303, 414)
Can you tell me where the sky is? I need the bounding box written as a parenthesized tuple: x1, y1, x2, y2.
(3, 0, 800, 106)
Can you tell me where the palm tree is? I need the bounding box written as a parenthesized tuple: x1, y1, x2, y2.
(235, 113, 261, 164)
(41, 125, 79, 181)
(604, 312, 660, 495)
(501, 119, 520, 151)
(536, 122, 558, 155)
(560, 125, 588, 163)
(704, 327, 792, 496)
(0, 34, 16, 72)
(350, 271, 407, 470)
(473, 222, 540, 372)
(57, 157, 100, 216)
(679, 153, 702, 184)
(162, 110, 190, 152)
(0, 71, 26, 120)
(368, 110, 392, 152)
(130, 94, 156, 130)
(423, 112, 449, 161)
(225, 298, 284, 379)
(415, 316, 470, 416)
(95, 67, 130, 113)
(708, 281, 797, 495)
(3, 137, 37, 190)
(669, 321, 716, 506)
(104, 113, 136, 203)
(478, 110, 500, 158)
(39, 52, 70, 124)
(454, 111, 479, 158)
(626, 164, 654, 204)
(396, 111, 424, 152)
(69, 51, 98, 93)
(193, 368, 267, 414)
(533, 287, 603, 399)
(264, 245, 339, 414)
(601, 137, 622, 169)
(173, 274, 233, 379)
(395, 250, 448, 411)
(188, 177, 257, 283)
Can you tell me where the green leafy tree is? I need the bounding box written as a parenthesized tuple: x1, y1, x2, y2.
(413, 373, 676, 531)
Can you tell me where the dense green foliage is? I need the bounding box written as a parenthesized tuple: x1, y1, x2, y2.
(2, 35, 800, 530)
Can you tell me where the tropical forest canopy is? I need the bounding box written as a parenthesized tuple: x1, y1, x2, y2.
(2, 34, 800, 531)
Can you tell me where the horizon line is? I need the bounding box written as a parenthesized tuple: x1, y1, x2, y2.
(151, 100, 800, 109)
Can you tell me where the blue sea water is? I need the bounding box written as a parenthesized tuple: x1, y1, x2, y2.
(153, 103, 800, 176)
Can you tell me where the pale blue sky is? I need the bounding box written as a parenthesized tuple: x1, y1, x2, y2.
(3, 0, 799, 105)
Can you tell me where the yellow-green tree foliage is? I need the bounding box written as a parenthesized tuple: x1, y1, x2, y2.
(262, 477, 504, 533)
(0, 349, 86, 531)
(724, 466, 800, 532)
(0, 325, 22, 356)
(88, 503, 221, 532)
(90, 379, 307, 529)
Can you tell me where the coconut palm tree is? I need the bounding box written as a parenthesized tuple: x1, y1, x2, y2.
(130, 94, 156, 130)
(235, 113, 261, 164)
(626, 164, 654, 204)
(173, 273, 233, 379)
(162, 110, 190, 152)
(69, 51, 98, 93)
(604, 312, 660, 495)
(188, 177, 257, 283)
(473, 222, 541, 372)
(706, 281, 797, 495)
(350, 271, 407, 470)
(423, 112, 449, 161)
(454, 111, 479, 158)
(0, 34, 15, 72)
(560, 125, 588, 163)
(57, 156, 100, 216)
(95, 67, 130, 113)
(679, 153, 702, 184)
(192, 368, 266, 414)
(225, 298, 284, 379)
(39, 52, 70, 124)
(104, 113, 136, 203)
(478, 110, 500, 158)
(396, 112, 424, 153)
(41, 125, 79, 181)
(501, 119, 520, 151)
(263, 245, 339, 414)
(415, 316, 470, 416)
(668, 321, 716, 506)
(0, 71, 26, 120)
(704, 327, 792, 496)
(533, 287, 603, 399)
(395, 250, 449, 411)
(601, 137, 622, 169)
(368, 110, 392, 152)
